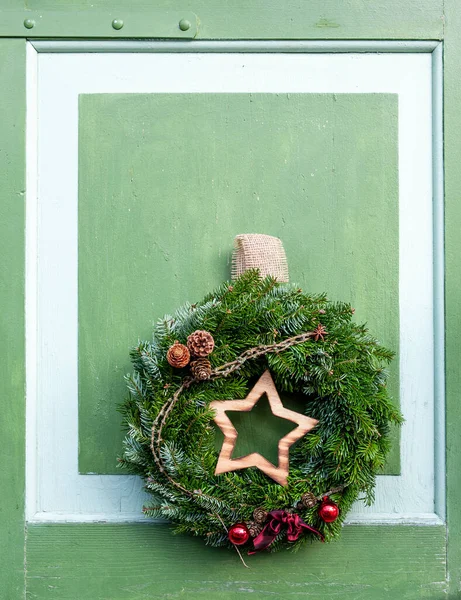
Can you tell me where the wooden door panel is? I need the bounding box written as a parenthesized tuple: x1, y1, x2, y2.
(26, 524, 447, 599)
(78, 92, 400, 475)
(31, 51, 435, 525)
(0, 20, 445, 596)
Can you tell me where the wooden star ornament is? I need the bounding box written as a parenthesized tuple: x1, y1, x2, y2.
(210, 370, 319, 486)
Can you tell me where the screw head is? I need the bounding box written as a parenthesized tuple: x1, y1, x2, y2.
(23, 18, 35, 29)
(112, 19, 124, 30)
(179, 18, 191, 31)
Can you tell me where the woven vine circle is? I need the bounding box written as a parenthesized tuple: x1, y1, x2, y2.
(120, 271, 402, 553)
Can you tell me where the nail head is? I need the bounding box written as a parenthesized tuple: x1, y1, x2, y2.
(179, 18, 191, 31)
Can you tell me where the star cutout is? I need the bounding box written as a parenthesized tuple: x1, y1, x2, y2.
(210, 370, 318, 486)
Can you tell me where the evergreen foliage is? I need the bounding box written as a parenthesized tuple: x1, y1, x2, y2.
(119, 271, 402, 552)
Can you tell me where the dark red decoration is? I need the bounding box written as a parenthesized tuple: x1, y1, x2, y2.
(248, 510, 324, 554)
(228, 523, 250, 546)
(318, 496, 339, 523)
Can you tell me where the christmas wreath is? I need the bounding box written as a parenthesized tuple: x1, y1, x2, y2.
(119, 240, 402, 560)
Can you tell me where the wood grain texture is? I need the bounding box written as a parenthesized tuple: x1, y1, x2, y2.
(78, 92, 400, 475)
(211, 370, 318, 485)
(0, 2, 447, 597)
(443, 2, 461, 596)
(26, 523, 447, 599)
(5, 1, 444, 41)
(0, 38, 26, 600)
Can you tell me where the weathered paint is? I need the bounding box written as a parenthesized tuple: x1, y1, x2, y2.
(78, 92, 399, 475)
(0, 1, 445, 41)
(443, 1, 461, 597)
(26, 523, 447, 599)
(0, 1, 454, 597)
(0, 10, 198, 39)
(0, 38, 26, 598)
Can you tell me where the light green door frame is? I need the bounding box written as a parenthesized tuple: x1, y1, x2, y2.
(3, 1, 461, 597)
(0, 37, 26, 599)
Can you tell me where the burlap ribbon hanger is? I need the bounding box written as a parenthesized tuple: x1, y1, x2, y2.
(231, 234, 289, 283)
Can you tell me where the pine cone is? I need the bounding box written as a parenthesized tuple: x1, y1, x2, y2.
(253, 507, 268, 524)
(187, 330, 215, 357)
(190, 358, 212, 381)
(246, 520, 263, 538)
(300, 492, 318, 509)
(166, 341, 190, 368)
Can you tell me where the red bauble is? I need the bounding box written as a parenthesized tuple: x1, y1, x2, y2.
(228, 523, 250, 546)
(318, 496, 339, 523)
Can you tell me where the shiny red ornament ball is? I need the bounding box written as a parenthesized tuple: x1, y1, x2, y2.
(318, 496, 339, 523)
(228, 523, 250, 546)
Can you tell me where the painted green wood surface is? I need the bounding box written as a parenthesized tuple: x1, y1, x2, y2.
(444, 2, 461, 597)
(78, 92, 399, 476)
(0, 1, 456, 598)
(26, 524, 447, 599)
(0, 38, 26, 600)
(0, 10, 199, 39)
(0, 1, 444, 40)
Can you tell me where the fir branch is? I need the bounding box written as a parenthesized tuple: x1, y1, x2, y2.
(119, 272, 402, 552)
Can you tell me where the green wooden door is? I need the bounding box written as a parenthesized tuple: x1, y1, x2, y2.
(78, 90, 401, 476)
(3, 2, 461, 599)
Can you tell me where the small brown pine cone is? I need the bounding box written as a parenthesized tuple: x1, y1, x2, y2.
(253, 507, 268, 524)
(166, 341, 190, 368)
(246, 521, 263, 538)
(300, 492, 318, 509)
(187, 330, 215, 357)
(190, 358, 212, 381)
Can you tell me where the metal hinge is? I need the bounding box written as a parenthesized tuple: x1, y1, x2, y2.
(0, 10, 199, 39)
